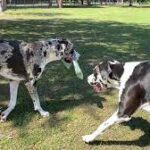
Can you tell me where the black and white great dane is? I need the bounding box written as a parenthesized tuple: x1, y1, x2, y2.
(0, 38, 76, 121)
(82, 60, 150, 143)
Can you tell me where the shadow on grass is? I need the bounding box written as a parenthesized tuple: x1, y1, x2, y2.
(8, 5, 106, 9)
(90, 117, 150, 147)
(121, 5, 150, 8)
(0, 18, 150, 136)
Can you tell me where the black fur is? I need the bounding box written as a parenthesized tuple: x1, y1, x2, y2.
(33, 64, 41, 77)
(118, 62, 150, 117)
(6, 40, 28, 78)
(26, 48, 34, 61)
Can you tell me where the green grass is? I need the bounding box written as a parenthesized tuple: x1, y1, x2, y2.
(0, 6, 150, 150)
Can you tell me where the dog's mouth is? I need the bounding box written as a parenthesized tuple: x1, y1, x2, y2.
(92, 82, 107, 93)
(64, 50, 78, 63)
(64, 55, 73, 63)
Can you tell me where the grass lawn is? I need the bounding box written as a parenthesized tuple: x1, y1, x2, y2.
(0, 6, 150, 150)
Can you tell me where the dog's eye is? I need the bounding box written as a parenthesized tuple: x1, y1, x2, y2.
(60, 52, 64, 56)
(57, 44, 61, 50)
(90, 82, 95, 86)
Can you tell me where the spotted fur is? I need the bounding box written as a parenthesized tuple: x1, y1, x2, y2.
(83, 60, 150, 143)
(0, 38, 75, 121)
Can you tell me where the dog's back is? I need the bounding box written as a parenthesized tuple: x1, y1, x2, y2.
(122, 61, 150, 103)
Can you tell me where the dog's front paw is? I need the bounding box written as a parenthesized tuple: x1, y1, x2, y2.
(40, 111, 50, 117)
(1, 114, 7, 122)
(82, 135, 95, 143)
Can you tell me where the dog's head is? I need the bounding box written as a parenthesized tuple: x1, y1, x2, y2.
(87, 60, 121, 93)
(48, 38, 76, 63)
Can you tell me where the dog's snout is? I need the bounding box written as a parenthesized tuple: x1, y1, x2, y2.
(87, 74, 95, 85)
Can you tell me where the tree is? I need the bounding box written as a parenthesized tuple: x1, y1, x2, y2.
(129, 0, 133, 6)
(0, 0, 7, 12)
(57, 0, 63, 8)
(87, 0, 91, 5)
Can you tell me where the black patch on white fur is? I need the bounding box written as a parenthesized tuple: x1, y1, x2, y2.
(1, 50, 6, 55)
(26, 49, 34, 61)
(33, 80, 37, 87)
(118, 61, 150, 118)
(33, 64, 41, 77)
(6, 40, 28, 78)
(56, 44, 61, 51)
(43, 51, 47, 57)
(48, 41, 52, 45)
(97, 61, 124, 81)
(59, 39, 68, 46)
(109, 63, 124, 81)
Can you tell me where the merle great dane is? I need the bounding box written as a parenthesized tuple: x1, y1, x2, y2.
(82, 60, 150, 143)
(0, 38, 76, 121)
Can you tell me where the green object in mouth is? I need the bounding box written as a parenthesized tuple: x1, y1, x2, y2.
(73, 60, 83, 80)
(61, 59, 72, 69)
(61, 50, 83, 80)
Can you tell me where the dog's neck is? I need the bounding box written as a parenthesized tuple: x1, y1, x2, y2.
(21, 40, 62, 81)
(109, 63, 124, 81)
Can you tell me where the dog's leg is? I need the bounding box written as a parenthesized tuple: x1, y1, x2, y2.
(140, 102, 150, 112)
(1, 81, 20, 121)
(25, 81, 49, 117)
(82, 111, 130, 143)
(82, 88, 142, 143)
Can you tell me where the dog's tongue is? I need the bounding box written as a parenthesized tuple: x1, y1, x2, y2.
(93, 84, 101, 93)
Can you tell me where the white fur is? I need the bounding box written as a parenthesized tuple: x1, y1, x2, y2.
(1, 81, 20, 121)
(25, 82, 49, 117)
(83, 61, 149, 143)
(87, 74, 95, 85)
(140, 103, 150, 112)
(119, 62, 141, 102)
(108, 60, 120, 65)
(0, 68, 24, 81)
(82, 111, 131, 143)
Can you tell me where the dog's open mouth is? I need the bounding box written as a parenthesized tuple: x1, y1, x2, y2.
(64, 50, 80, 63)
(92, 83, 106, 93)
(64, 56, 72, 63)
(92, 83, 102, 93)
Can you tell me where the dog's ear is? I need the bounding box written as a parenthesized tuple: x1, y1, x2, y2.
(97, 61, 112, 81)
(107, 62, 112, 74)
(108, 60, 120, 65)
(99, 61, 112, 74)
(94, 65, 100, 74)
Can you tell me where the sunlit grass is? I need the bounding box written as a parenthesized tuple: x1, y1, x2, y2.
(0, 6, 150, 150)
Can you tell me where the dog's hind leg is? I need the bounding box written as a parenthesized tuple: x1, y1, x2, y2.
(1, 81, 20, 121)
(25, 81, 49, 117)
(82, 111, 131, 143)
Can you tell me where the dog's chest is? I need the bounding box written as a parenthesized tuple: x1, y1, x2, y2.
(26, 62, 45, 81)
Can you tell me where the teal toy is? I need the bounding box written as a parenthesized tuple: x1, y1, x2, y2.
(62, 50, 83, 80)
(73, 60, 83, 80)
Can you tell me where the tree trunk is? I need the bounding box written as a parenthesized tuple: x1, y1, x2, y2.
(57, 0, 63, 8)
(87, 0, 91, 5)
(48, 0, 52, 7)
(129, 0, 133, 6)
(0, 0, 7, 12)
(81, 0, 84, 5)
(100, 0, 103, 5)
